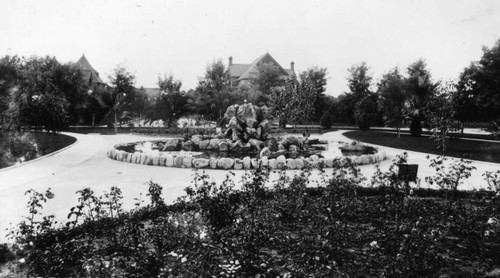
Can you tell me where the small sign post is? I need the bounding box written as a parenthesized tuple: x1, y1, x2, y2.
(398, 164, 418, 194)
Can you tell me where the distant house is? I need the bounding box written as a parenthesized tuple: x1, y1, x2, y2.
(228, 53, 295, 88)
(76, 54, 105, 86)
(142, 87, 161, 100)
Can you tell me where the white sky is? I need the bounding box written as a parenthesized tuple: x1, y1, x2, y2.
(1, 0, 499, 96)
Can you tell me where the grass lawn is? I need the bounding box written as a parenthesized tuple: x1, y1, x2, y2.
(0, 132, 76, 169)
(344, 130, 500, 163)
(32, 132, 76, 156)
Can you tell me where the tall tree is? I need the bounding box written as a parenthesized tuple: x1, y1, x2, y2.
(425, 81, 457, 152)
(377, 67, 407, 138)
(476, 40, 500, 120)
(255, 62, 285, 96)
(347, 62, 372, 99)
(155, 74, 191, 126)
(196, 59, 231, 120)
(51, 62, 88, 123)
(299, 66, 327, 121)
(200, 59, 230, 95)
(330, 93, 357, 124)
(270, 76, 315, 128)
(455, 39, 500, 136)
(2, 55, 89, 129)
(83, 85, 110, 126)
(16, 56, 74, 132)
(0, 55, 21, 131)
(452, 62, 482, 133)
(346, 62, 375, 127)
(354, 93, 379, 130)
(405, 59, 435, 136)
(158, 73, 182, 95)
(108, 66, 138, 126)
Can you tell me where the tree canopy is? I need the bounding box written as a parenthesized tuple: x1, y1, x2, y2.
(405, 59, 436, 136)
(345, 62, 375, 125)
(270, 76, 315, 127)
(377, 67, 407, 137)
(299, 67, 328, 121)
(153, 74, 191, 125)
(347, 62, 372, 98)
(255, 62, 284, 96)
(455, 39, 500, 123)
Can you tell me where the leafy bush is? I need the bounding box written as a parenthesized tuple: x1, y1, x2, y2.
(409, 118, 422, 137)
(19, 93, 70, 133)
(425, 155, 476, 210)
(0, 243, 15, 264)
(320, 112, 334, 129)
(354, 93, 378, 130)
(5, 162, 500, 277)
(0, 131, 38, 168)
(485, 119, 500, 138)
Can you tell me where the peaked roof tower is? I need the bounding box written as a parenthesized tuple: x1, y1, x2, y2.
(76, 54, 104, 85)
(228, 53, 294, 87)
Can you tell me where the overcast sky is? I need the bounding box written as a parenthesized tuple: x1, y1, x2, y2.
(1, 0, 499, 96)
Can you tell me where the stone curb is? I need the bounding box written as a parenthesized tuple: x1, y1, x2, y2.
(107, 142, 387, 170)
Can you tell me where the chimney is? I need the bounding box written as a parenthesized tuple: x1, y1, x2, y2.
(229, 56, 233, 67)
(290, 61, 295, 72)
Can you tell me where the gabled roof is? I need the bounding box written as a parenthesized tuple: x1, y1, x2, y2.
(285, 69, 294, 76)
(229, 64, 251, 77)
(76, 54, 104, 84)
(229, 53, 293, 82)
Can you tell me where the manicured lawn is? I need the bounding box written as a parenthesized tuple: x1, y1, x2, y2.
(344, 130, 500, 163)
(32, 132, 76, 156)
(0, 132, 76, 168)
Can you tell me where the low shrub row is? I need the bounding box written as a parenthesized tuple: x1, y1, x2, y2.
(130, 127, 217, 136)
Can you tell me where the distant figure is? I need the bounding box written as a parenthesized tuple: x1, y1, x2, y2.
(303, 128, 310, 142)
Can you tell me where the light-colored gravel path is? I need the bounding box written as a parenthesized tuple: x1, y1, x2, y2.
(0, 130, 498, 242)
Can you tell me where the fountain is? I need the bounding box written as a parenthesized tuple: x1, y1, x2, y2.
(107, 103, 386, 169)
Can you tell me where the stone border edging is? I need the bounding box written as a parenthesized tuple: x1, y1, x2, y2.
(0, 133, 79, 173)
(107, 142, 387, 170)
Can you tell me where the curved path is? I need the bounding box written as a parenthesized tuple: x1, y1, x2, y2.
(0, 130, 498, 242)
(325, 131, 500, 188)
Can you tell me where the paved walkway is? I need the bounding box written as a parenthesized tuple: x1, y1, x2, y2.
(0, 130, 498, 242)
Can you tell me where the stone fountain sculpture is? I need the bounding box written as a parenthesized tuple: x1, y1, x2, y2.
(223, 103, 271, 152)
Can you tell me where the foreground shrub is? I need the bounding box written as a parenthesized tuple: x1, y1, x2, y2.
(5, 162, 500, 277)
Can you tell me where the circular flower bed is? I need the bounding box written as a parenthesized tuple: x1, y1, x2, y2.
(107, 134, 386, 170)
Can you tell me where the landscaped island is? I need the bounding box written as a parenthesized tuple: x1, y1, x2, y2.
(107, 103, 386, 169)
